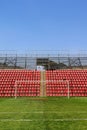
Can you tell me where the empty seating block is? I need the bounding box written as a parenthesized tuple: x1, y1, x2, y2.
(0, 69, 40, 97)
(46, 70, 87, 97)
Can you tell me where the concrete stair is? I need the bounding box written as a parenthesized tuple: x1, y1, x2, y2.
(40, 71, 46, 97)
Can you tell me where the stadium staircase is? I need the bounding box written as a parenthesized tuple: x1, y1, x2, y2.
(40, 71, 46, 97)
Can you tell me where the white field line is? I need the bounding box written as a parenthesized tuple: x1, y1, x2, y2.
(0, 118, 87, 122)
(0, 111, 43, 114)
(0, 111, 87, 114)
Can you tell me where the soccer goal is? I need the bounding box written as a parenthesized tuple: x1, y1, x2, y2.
(14, 80, 70, 99)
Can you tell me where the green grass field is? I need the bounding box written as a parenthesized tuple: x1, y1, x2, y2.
(0, 97, 87, 130)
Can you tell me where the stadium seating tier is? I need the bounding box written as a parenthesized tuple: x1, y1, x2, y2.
(0, 69, 87, 97)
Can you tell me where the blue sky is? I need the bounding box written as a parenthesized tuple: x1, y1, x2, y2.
(0, 0, 87, 53)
